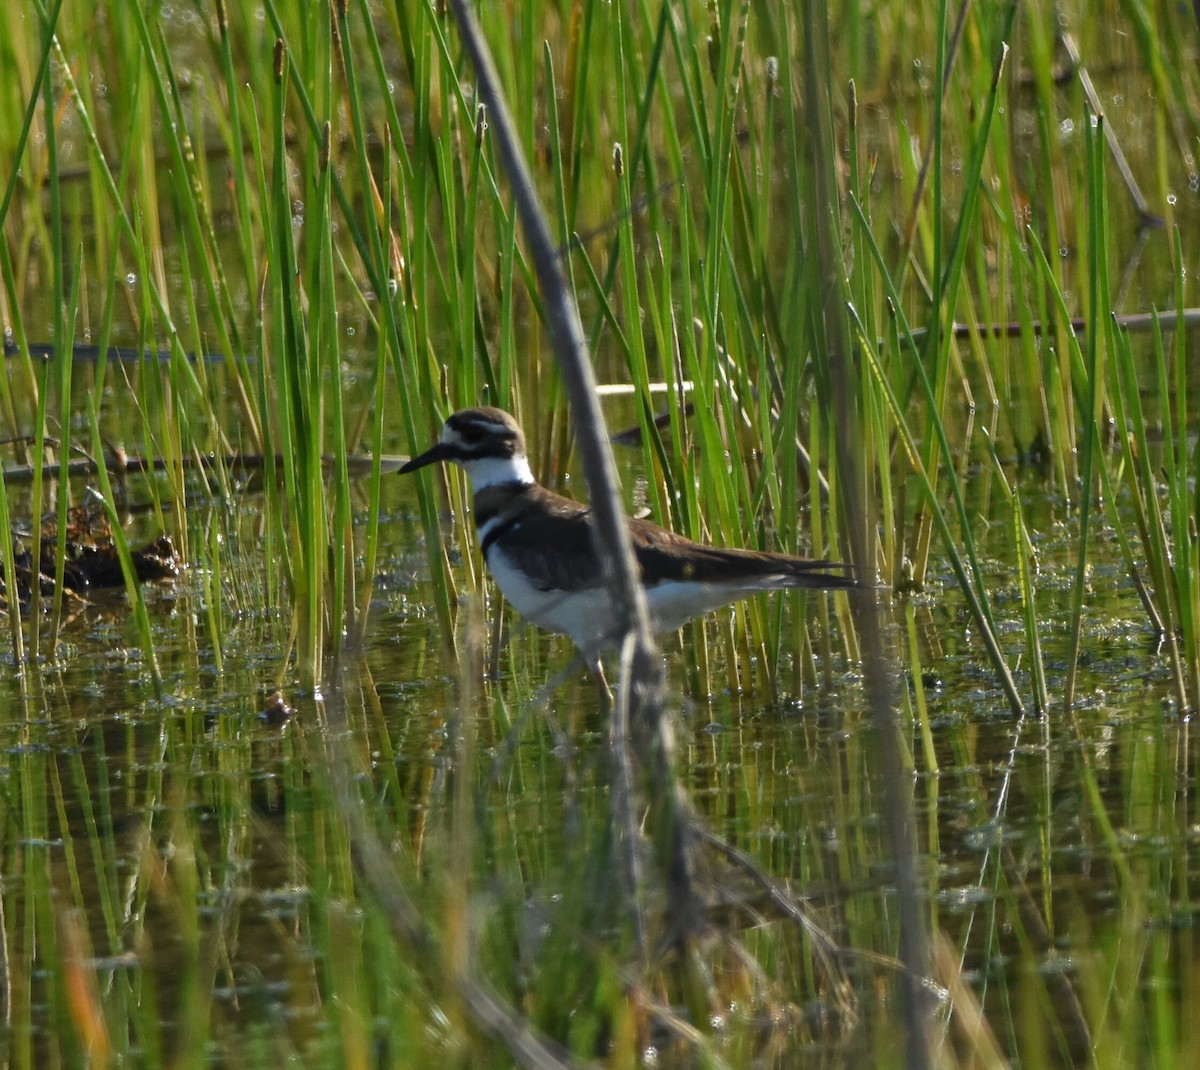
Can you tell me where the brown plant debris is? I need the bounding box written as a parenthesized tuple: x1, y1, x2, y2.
(1, 502, 179, 610)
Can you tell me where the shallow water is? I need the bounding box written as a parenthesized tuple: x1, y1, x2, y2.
(3, 427, 1191, 1064)
(4, 4, 1200, 1061)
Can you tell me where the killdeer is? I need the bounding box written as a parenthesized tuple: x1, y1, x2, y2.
(400, 407, 856, 665)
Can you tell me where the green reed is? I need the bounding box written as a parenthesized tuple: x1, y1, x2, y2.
(5, 0, 1200, 1066)
(1104, 233, 1199, 711)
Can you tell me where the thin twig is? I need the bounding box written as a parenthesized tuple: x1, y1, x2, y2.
(1060, 30, 1160, 225)
(447, 0, 702, 940)
(0, 451, 405, 485)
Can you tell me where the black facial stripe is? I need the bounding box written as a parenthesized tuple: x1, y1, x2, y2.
(448, 436, 514, 458)
(449, 418, 514, 438)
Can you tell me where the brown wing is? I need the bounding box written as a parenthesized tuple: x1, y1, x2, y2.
(481, 488, 608, 593)
(628, 517, 856, 589)
(486, 485, 854, 593)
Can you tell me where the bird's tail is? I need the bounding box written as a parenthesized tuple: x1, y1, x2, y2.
(779, 559, 861, 590)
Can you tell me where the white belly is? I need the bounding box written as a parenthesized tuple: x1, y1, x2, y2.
(486, 548, 617, 654)
(486, 549, 756, 657)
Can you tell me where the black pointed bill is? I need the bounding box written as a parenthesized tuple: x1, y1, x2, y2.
(399, 440, 458, 473)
